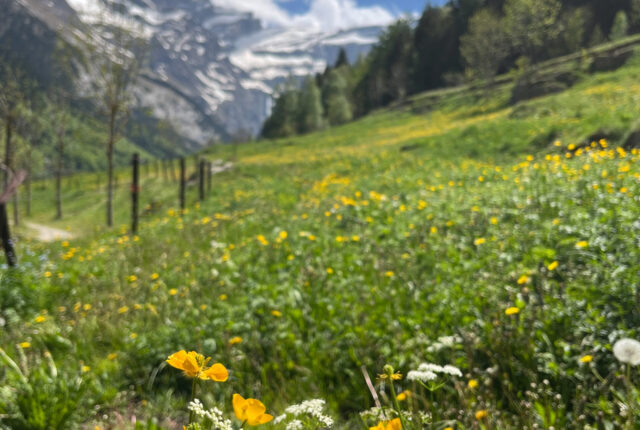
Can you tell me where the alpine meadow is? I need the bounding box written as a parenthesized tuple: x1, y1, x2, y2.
(2, 1, 640, 429)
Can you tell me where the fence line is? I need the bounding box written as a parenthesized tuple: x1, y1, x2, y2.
(2, 154, 218, 267)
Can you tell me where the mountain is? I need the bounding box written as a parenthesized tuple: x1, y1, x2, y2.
(2, 0, 384, 148)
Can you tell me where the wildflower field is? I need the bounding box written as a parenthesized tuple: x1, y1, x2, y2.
(3, 57, 640, 429)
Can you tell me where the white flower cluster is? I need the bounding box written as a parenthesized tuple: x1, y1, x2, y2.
(286, 420, 304, 430)
(426, 335, 462, 353)
(359, 407, 388, 421)
(407, 363, 463, 382)
(187, 399, 233, 430)
(274, 399, 334, 428)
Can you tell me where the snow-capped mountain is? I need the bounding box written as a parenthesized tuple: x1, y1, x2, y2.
(5, 0, 384, 145)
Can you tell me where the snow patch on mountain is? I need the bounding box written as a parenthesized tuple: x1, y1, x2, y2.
(61, 0, 385, 138)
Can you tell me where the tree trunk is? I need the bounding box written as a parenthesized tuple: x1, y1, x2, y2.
(106, 108, 115, 227)
(4, 117, 10, 189)
(4, 116, 18, 227)
(25, 148, 31, 217)
(55, 124, 64, 220)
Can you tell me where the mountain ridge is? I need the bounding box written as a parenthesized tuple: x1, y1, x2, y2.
(3, 0, 385, 149)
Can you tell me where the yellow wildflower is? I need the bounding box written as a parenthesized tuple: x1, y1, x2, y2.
(166, 350, 228, 381)
(579, 355, 593, 363)
(474, 238, 486, 246)
(232, 394, 273, 426)
(369, 418, 402, 430)
(34, 315, 46, 323)
(576, 241, 589, 249)
(505, 307, 520, 316)
(475, 410, 488, 420)
(229, 336, 243, 345)
(19, 342, 31, 349)
(396, 390, 411, 401)
(271, 310, 282, 318)
(468, 379, 479, 389)
(547, 261, 559, 271)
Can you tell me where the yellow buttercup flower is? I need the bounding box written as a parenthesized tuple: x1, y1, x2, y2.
(271, 310, 282, 317)
(396, 390, 411, 401)
(166, 350, 228, 381)
(34, 315, 46, 323)
(505, 307, 520, 316)
(229, 336, 243, 345)
(468, 379, 479, 389)
(579, 355, 593, 363)
(475, 410, 488, 420)
(232, 394, 273, 426)
(370, 418, 402, 430)
(575, 241, 589, 249)
(547, 261, 559, 271)
(474, 238, 486, 246)
(19, 342, 31, 349)
(378, 372, 402, 381)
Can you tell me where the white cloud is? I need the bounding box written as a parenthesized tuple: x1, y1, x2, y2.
(210, 0, 394, 31)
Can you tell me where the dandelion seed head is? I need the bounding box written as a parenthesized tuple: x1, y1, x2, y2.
(613, 338, 640, 365)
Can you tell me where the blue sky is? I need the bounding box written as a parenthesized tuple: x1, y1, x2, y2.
(276, 0, 443, 16)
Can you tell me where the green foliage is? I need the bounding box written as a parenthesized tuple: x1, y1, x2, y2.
(323, 69, 352, 126)
(460, 9, 509, 80)
(296, 78, 324, 134)
(6, 38, 640, 430)
(0, 348, 90, 430)
(503, 0, 562, 62)
(610, 11, 630, 41)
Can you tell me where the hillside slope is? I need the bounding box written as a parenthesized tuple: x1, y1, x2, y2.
(2, 52, 640, 429)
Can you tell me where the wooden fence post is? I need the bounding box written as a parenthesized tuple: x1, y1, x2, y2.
(179, 157, 186, 210)
(161, 159, 168, 183)
(199, 160, 205, 201)
(0, 168, 26, 267)
(207, 161, 212, 195)
(0, 203, 16, 267)
(131, 153, 139, 234)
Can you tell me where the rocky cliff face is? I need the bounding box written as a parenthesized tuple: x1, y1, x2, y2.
(2, 0, 383, 148)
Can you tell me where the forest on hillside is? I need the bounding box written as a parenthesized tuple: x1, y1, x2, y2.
(262, 0, 640, 139)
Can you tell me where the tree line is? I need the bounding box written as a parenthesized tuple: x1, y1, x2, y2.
(262, 0, 640, 139)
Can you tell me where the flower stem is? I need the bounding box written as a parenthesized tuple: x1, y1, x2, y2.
(189, 378, 198, 424)
(388, 380, 410, 429)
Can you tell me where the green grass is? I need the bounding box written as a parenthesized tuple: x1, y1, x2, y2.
(2, 54, 640, 429)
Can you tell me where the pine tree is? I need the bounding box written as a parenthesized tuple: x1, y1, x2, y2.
(335, 48, 349, 68)
(297, 77, 324, 134)
(322, 69, 352, 126)
(610, 11, 629, 41)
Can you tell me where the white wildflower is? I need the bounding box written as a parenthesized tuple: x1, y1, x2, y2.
(407, 370, 438, 382)
(360, 407, 387, 421)
(442, 365, 463, 377)
(426, 335, 461, 353)
(286, 420, 304, 430)
(187, 399, 233, 430)
(273, 414, 287, 424)
(414, 363, 462, 378)
(613, 338, 640, 365)
(280, 399, 333, 428)
(418, 363, 444, 373)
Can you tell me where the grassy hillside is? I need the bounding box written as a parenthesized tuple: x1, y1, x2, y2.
(2, 53, 640, 429)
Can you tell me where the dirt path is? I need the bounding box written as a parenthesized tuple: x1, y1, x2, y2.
(25, 222, 74, 242)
